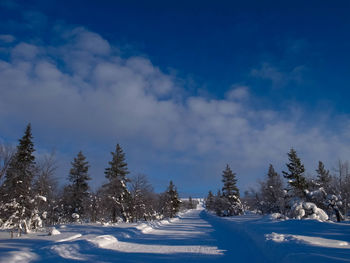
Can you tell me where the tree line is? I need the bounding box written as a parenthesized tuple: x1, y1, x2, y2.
(0, 124, 182, 235)
(207, 148, 350, 222)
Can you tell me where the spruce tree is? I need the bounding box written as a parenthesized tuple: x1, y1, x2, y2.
(304, 161, 332, 212)
(103, 144, 131, 222)
(220, 165, 243, 216)
(282, 148, 307, 198)
(1, 124, 36, 232)
(163, 181, 180, 218)
(222, 164, 239, 198)
(316, 161, 331, 188)
(260, 164, 284, 213)
(205, 191, 215, 211)
(66, 151, 91, 219)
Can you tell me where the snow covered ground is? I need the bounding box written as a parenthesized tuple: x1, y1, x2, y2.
(1, 204, 350, 262)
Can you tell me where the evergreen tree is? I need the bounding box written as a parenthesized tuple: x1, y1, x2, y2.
(0, 124, 36, 232)
(103, 144, 131, 222)
(214, 189, 226, 216)
(316, 161, 331, 188)
(205, 191, 215, 211)
(66, 151, 91, 220)
(219, 165, 243, 216)
(260, 164, 284, 214)
(282, 148, 307, 198)
(304, 161, 332, 213)
(222, 164, 239, 198)
(163, 181, 180, 218)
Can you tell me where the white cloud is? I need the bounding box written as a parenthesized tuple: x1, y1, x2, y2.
(0, 27, 349, 191)
(11, 43, 40, 59)
(0, 34, 15, 43)
(65, 27, 111, 55)
(226, 85, 249, 100)
(251, 62, 305, 87)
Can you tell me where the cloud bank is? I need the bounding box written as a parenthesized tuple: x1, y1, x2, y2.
(1, 26, 350, 194)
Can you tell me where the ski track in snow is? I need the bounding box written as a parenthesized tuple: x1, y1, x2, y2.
(0, 204, 350, 262)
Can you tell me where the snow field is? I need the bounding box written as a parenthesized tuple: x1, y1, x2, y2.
(0, 204, 350, 262)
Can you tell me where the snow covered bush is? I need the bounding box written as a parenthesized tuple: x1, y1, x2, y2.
(288, 199, 328, 221)
(269, 213, 286, 220)
(326, 194, 344, 222)
(48, 227, 61, 236)
(72, 213, 80, 221)
(30, 209, 43, 229)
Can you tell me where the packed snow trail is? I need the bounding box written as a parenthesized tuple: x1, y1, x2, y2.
(201, 211, 270, 262)
(1, 204, 350, 262)
(0, 206, 226, 263)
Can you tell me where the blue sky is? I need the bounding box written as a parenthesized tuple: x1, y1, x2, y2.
(1, 0, 350, 196)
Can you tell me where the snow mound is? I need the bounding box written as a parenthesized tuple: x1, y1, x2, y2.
(135, 217, 181, 234)
(0, 250, 38, 263)
(160, 219, 170, 225)
(266, 232, 350, 249)
(136, 223, 153, 233)
(87, 237, 223, 255)
(49, 227, 61, 236)
(266, 232, 292, 242)
(268, 213, 286, 220)
(169, 218, 179, 223)
(88, 235, 118, 248)
(51, 244, 86, 260)
(56, 234, 82, 242)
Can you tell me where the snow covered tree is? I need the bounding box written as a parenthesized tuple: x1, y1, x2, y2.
(316, 161, 331, 190)
(86, 192, 99, 223)
(222, 164, 239, 198)
(32, 152, 58, 225)
(34, 153, 57, 198)
(241, 189, 261, 213)
(332, 160, 348, 220)
(282, 148, 307, 198)
(188, 196, 195, 209)
(103, 144, 131, 222)
(259, 164, 285, 214)
(213, 189, 227, 216)
(340, 172, 350, 219)
(303, 161, 331, 212)
(218, 165, 243, 216)
(65, 151, 91, 221)
(162, 181, 181, 218)
(0, 124, 37, 233)
(205, 191, 215, 211)
(129, 174, 156, 221)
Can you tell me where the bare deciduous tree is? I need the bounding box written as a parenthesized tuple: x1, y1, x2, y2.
(0, 143, 15, 183)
